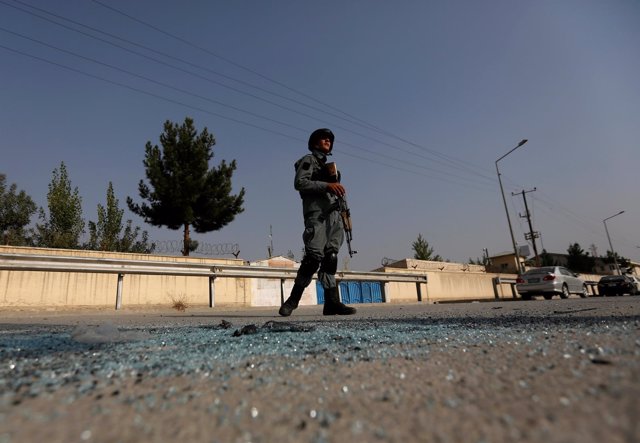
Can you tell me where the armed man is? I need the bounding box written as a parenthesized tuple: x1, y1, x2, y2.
(279, 128, 357, 317)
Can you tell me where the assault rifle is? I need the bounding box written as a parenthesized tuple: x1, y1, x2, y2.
(338, 195, 357, 257)
(325, 162, 357, 258)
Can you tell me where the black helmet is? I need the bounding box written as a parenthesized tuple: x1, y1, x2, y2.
(308, 128, 335, 152)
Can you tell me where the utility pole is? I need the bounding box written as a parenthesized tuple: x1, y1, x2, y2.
(603, 211, 625, 275)
(513, 188, 540, 267)
(496, 139, 529, 274)
(482, 248, 491, 266)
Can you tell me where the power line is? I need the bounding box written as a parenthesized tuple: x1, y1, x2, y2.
(1, 0, 498, 187)
(4, 0, 382, 135)
(0, 44, 305, 141)
(88, 0, 500, 183)
(0, 27, 308, 134)
(0, 43, 496, 194)
(0, 34, 493, 191)
(497, 170, 621, 249)
(90, 0, 381, 132)
(4, 1, 620, 245)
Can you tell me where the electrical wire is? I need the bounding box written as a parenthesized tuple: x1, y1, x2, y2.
(3, 0, 626, 251)
(88, 0, 501, 183)
(1, 0, 499, 187)
(0, 42, 497, 194)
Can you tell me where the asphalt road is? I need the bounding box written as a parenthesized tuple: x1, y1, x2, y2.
(1, 296, 639, 443)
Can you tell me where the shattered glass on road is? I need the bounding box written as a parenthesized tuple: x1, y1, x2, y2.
(0, 298, 639, 443)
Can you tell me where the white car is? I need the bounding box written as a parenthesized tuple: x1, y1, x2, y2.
(516, 266, 588, 300)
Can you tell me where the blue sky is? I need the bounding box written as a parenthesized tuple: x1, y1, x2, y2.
(2, 0, 639, 270)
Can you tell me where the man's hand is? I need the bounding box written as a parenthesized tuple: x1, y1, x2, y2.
(326, 182, 346, 197)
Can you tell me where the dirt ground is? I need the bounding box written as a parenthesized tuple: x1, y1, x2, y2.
(1, 297, 639, 443)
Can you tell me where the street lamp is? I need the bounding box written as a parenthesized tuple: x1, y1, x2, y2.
(603, 210, 625, 275)
(496, 139, 528, 274)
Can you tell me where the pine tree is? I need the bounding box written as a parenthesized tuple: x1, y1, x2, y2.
(539, 249, 556, 267)
(127, 117, 245, 256)
(0, 173, 37, 245)
(412, 233, 443, 261)
(87, 182, 154, 253)
(603, 250, 630, 269)
(566, 242, 595, 273)
(34, 162, 85, 249)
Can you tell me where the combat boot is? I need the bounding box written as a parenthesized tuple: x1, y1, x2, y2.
(279, 283, 305, 317)
(323, 287, 357, 316)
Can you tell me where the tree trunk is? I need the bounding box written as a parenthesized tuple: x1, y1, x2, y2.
(182, 223, 190, 256)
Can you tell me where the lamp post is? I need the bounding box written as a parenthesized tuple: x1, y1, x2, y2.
(496, 139, 528, 274)
(603, 210, 625, 275)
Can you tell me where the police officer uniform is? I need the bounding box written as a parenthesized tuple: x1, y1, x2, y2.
(279, 129, 357, 316)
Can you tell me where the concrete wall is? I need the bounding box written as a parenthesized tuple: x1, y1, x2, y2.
(381, 267, 516, 303)
(249, 256, 317, 307)
(379, 259, 513, 303)
(0, 246, 245, 308)
(381, 259, 606, 302)
(251, 278, 316, 307)
(2, 248, 611, 309)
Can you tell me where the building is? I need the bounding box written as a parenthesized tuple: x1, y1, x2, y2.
(486, 251, 525, 274)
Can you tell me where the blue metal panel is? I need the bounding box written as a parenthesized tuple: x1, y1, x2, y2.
(370, 282, 383, 303)
(348, 281, 362, 303)
(361, 282, 373, 303)
(321, 281, 384, 305)
(316, 281, 324, 304)
(339, 281, 350, 303)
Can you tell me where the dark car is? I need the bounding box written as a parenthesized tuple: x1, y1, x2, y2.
(597, 275, 638, 296)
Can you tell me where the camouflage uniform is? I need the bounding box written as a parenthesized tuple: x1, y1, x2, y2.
(292, 149, 344, 290)
(279, 129, 356, 317)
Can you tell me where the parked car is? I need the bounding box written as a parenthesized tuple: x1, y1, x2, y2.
(516, 266, 588, 300)
(597, 275, 638, 296)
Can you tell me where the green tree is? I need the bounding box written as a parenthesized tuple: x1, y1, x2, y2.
(127, 117, 245, 256)
(603, 250, 630, 270)
(34, 162, 85, 249)
(0, 173, 37, 245)
(539, 249, 556, 267)
(412, 233, 443, 261)
(87, 182, 155, 253)
(566, 243, 595, 273)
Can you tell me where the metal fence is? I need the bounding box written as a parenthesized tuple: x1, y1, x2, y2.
(0, 252, 427, 310)
(492, 277, 518, 299)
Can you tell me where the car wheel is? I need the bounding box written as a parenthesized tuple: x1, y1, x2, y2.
(560, 285, 570, 299)
(579, 284, 588, 298)
(543, 294, 553, 300)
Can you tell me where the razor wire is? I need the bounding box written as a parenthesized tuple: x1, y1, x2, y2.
(152, 240, 240, 257)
